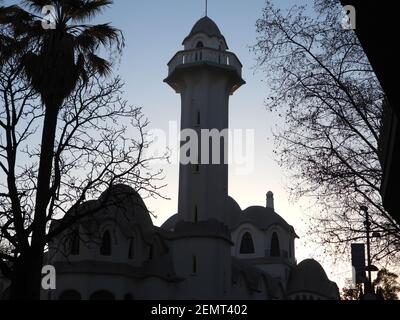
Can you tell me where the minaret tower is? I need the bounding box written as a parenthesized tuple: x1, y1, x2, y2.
(165, 16, 245, 224)
(164, 16, 244, 299)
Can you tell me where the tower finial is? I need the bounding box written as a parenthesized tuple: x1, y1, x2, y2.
(205, 0, 208, 16)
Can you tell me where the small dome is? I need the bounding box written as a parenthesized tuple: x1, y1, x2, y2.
(182, 16, 228, 48)
(287, 259, 339, 299)
(188, 16, 222, 39)
(161, 213, 180, 231)
(99, 184, 141, 202)
(229, 205, 296, 236)
(226, 196, 242, 214)
(224, 196, 242, 227)
(292, 259, 329, 281)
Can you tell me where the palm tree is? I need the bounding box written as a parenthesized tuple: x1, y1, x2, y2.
(0, 0, 123, 300)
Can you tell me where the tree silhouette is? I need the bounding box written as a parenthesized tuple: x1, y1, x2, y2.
(372, 269, 400, 300)
(341, 280, 363, 300)
(0, 1, 166, 300)
(254, 0, 399, 264)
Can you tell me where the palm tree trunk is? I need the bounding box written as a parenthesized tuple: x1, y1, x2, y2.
(33, 102, 59, 245)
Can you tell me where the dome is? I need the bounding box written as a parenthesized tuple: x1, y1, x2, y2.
(228, 204, 297, 236)
(188, 16, 222, 38)
(182, 16, 228, 47)
(224, 196, 242, 227)
(99, 184, 142, 203)
(52, 184, 153, 234)
(161, 213, 180, 231)
(225, 196, 242, 215)
(99, 184, 153, 229)
(287, 259, 339, 299)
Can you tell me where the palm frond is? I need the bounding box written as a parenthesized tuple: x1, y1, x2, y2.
(86, 52, 111, 77)
(73, 23, 124, 52)
(65, 0, 113, 23)
(22, 0, 53, 14)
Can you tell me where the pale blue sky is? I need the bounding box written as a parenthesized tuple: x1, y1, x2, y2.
(4, 0, 351, 286)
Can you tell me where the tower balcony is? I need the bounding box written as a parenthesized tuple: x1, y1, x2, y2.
(167, 47, 243, 78)
(166, 48, 245, 94)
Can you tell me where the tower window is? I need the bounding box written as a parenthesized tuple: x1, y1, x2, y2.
(270, 232, 280, 257)
(196, 110, 201, 126)
(196, 41, 204, 48)
(239, 232, 255, 254)
(70, 230, 80, 256)
(100, 231, 112, 256)
(192, 255, 197, 274)
(149, 244, 155, 260)
(194, 205, 198, 222)
(128, 237, 134, 259)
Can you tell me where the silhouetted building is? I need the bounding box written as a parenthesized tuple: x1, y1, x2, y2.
(0, 16, 339, 301)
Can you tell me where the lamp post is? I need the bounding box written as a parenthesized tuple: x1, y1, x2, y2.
(360, 205, 372, 291)
(360, 206, 380, 298)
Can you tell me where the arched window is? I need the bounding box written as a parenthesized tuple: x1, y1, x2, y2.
(128, 237, 134, 259)
(100, 231, 112, 256)
(196, 41, 204, 48)
(239, 232, 255, 254)
(270, 232, 280, 257)
(59, 290, 82, 300)
(70, 230, 80, 256)
(90, 290, 115, 301)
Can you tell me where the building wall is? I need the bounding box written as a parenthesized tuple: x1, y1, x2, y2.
(170, 236, 232, 300)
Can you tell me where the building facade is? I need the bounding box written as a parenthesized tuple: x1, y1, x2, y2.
(0, 16, 339, 301)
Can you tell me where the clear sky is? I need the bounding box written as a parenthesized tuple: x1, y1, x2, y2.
(4, 0, 352, 287)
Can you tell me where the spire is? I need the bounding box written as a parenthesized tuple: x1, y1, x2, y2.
(266, 191, 274, 210)
(205, 0, 208, 17)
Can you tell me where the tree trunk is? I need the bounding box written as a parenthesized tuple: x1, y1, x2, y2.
(9, 249, 44, 300)
(9, 102, 60, 300)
